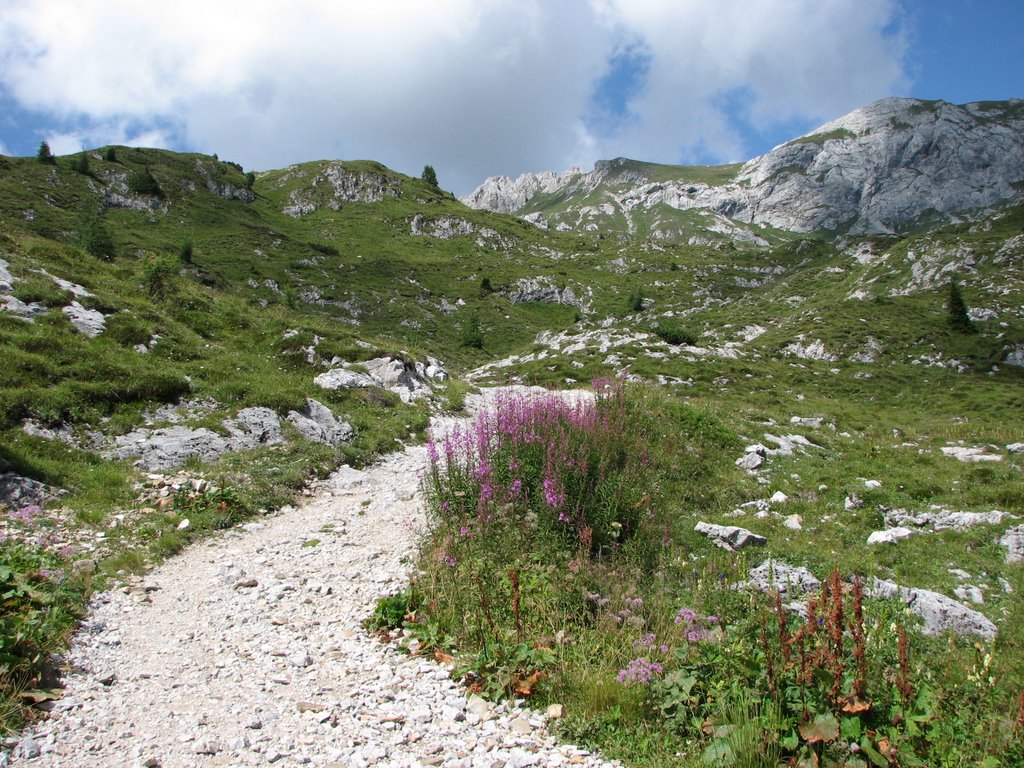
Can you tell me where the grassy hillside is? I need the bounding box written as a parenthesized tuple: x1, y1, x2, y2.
(1, 146, 1023, 761)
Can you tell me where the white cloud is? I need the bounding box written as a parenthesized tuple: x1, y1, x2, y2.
(0, 0, 908, 193)
(0, 139, 9, 156)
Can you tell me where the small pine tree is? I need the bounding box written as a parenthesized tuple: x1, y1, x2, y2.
(178, 240, 194, 264)
(79, 200, 115, 260)
(480, 276, 494, 294)
(102, 146, 117, 162)
(244, 171, 256, 190)
(421, 164, 439, 188)
(72, 153, 90, 175)
(36, 141, 56, 165)
(460, 314, 484, 349)
(947, 279, 976, 333)
(626, 288, 644, 313)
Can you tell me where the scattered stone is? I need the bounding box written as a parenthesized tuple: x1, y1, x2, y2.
(746, 560, 820, 596)
(192, 739, 221, 755)
(16, 736, 41, 759)
(62, 300, 106, 337)
(234, 578, 259, 589)
(782, 515, 803, 530)
(941, 446, 1002, 463)
(546, 704, 564, 719)
(844, 494, 863, 511)
(735, 451, 765, 470)
(176, 518, 191, 531)
(863, 479, 882, 489)
(1002, 525, 1024, 564)
(883, 507, 1009, 532)
(313, 368, 377, 390)
(790, 416, 822, 428)
(1007, 443, 1024, 454)
(867, 527, 915, 545)
(954, 585, 984, 605)
(0, 472, 66, 507)
(694, 522, 767, 552)
(865, 578, 997, 638)
(770, 491, 789, 505)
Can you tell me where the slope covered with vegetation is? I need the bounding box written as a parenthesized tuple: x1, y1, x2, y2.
(1, 143, 1022, 764)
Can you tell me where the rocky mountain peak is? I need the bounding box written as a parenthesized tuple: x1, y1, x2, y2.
(463, 97, 1024, 239)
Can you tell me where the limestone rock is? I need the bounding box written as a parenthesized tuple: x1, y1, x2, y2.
(62, 300, 106, 337)
(287, 399, 354, 446)
(746, 560, 820, 596)
(314, 368, 376, 391)
(865, 578, 997, 638)
(867, 527, 915, 545)
(694, 522, 767, 552)
(1002, 525, 1024, 564)
(941, 446, 1002, 463)
(464, 98, 1024, 238)
(0, 472, 66, 507)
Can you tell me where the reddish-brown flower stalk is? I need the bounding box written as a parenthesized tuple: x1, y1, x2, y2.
(850, 576, 867, 701)
(508, 568, 523, 643)
(826, 570, 845, 703)
(760, 612, 777, 697)
(896, 624, 913, 704)
(773, 590, 791, 664)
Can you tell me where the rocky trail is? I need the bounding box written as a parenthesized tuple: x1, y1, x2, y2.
(7, 391, 615, 768)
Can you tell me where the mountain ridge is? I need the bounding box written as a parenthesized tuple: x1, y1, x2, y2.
(462, 97, 1024, 242)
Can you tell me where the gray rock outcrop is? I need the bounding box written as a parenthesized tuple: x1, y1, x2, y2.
(865, 578, 997, 639)
(314, 368, 377, 391)
(507, 277, 589, 313)
(111, 407, 285, 470)
(0, 472, 67, 507)
(286, 399, 354, 446)
(1002, 525, 1024, 564)
(694, 522, 767, 552)
(464, 98, 1024, 237)
(745, 560, 820, 596)
(62, 301, 106, 337)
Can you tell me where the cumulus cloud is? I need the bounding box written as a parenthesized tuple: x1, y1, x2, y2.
(0, 0, 908, 193)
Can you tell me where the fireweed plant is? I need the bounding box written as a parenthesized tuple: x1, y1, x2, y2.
(393, 383, 1024, 767)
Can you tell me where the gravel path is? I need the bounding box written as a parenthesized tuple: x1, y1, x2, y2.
(8, 389, 615, 768)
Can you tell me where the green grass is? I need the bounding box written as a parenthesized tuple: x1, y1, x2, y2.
(1, 144, 1023, 754)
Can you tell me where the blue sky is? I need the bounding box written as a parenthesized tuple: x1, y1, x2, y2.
(0, 0, 1021, 195)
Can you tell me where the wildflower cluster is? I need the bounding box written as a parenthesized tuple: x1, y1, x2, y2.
(616, 656, 664, 686)
(674, 607, 720, 643)
(425, 381, 653, 555)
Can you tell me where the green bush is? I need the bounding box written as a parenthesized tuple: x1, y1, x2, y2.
(652, 321, 696, 346)
(127, 167, 163, 198)
(460, 314, 484, 349)
(78, 201, 115, 260)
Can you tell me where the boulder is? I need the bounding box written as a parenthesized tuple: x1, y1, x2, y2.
(865, 577, 997, 639)
(746, 560, 821, 596)
(867, 527, 915, 545)
(314, 368, 376, 390)
(111, 426, 231, 470)
(224, 407, 283, 445)
(62, 301, 106, 337)
(287, 399, 354, 446)
(0, 472, 67, 507)
(694, 522, 767, 552)
(941, 446, 1001, 463)
(1002, 525, 1024, 564)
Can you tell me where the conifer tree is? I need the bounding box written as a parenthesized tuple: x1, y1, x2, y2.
(36, 141, 56, 164)
(421, 164, 439, 188)
(947, 279, 976, 333)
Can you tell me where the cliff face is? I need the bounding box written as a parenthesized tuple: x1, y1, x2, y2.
(463, 98, 1024, 238)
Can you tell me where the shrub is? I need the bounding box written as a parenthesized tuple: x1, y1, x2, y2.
(102, 147, 117, 162)
(78, 201, 115, 260)
(128, 167, 163, 198)
(460, 314, 484, 349)
(422, 164, 439, 188)
(244, 171, 256, 190)
(653, 321, 696, 346)
(626, 288, 644, 313)
(141, 253, 179, 299)
(178, 240, 193, 265)
(72, 153, 90, 175)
